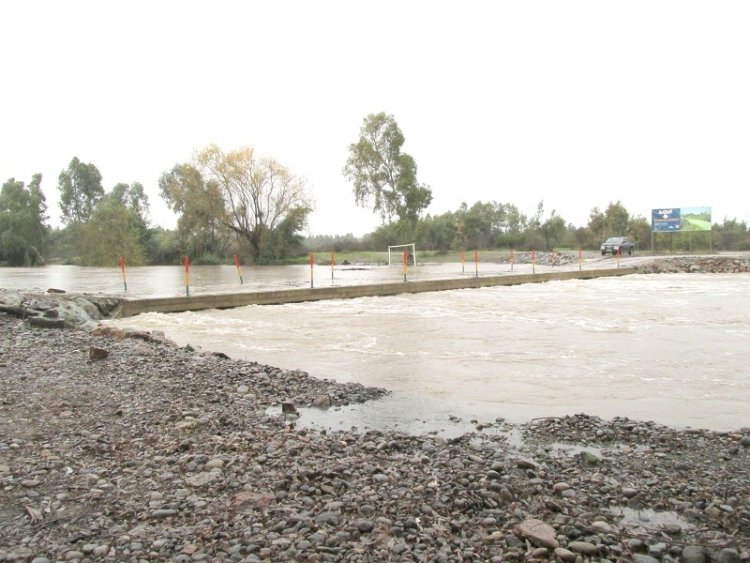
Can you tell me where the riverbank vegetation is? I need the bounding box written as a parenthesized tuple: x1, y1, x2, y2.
(3, 113, 749, 267)
(4, 171, 746, 268)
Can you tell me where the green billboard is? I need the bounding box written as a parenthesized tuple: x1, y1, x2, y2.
(651, 207, 711, 232)
(680, 207, 712, 232)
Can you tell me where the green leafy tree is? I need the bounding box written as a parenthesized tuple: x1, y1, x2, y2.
(343, 112, 432, 223)
(451, 201, 529, 250)
(455, 201, 517, 249)
(457, 202, 495, 249)
(714, 218, 749, 251)
(502, 204, 528, 249)
(57, 157, 104, 225)
(145, 227, 183, 264)
(159, 163, 232, 260)
(628, 216, 651, 249)
(584, 202, 652, 250)
(528, 202, 567, 250)
(110, 182, 149, 221)
(26, 174, 48, 258)
(571, 226, 591, 249)
(264, 205, 309, 261)
(0, 175, 48, 265)
(540, 214, 567, 250)
(108, 182, 151, 250)
(78, 197, 146, 266)
(417, 212, 458, 252)
(588, 201, 630, 242)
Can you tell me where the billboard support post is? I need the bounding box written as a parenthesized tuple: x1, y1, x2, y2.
(651, 207, 712, 255)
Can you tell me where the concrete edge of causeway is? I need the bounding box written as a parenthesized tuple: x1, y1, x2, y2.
(116, 267, 636, 318)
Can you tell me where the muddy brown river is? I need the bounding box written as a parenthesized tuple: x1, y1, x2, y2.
(107, 272, 749, 433)
(2, 264, 748, 432)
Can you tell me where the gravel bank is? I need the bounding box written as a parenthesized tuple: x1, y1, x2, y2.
(635, 256, 750, 274)
(1, 314, 748, 562)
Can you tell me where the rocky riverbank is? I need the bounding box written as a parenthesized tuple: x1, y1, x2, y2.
(0, 289, 122, 331)
(635, 256, 750, 274)
(1, 313, 748, 562)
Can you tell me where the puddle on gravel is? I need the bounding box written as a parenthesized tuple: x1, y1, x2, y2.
(537, 442, 605, 458)
(609, 506, 692, 531)
(265, 402, 522, 442)
(528, 441, 651, 459)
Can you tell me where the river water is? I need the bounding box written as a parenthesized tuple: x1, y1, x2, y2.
(0, 260, 590, 297)
(2, 265, 748, 432)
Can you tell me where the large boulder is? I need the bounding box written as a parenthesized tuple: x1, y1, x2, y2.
(0, 290, 24, 308)
(513, 519, 559, 549)
(0, 290, 124, 330)
(57, 300, 96, 328)
(87, 296, 123, 317)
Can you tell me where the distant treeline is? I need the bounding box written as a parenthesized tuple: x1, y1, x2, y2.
(303, 202, 748, 256)
(3, 152, 749, 267)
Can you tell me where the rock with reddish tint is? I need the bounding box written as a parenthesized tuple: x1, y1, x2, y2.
(89, 346, 109, 361)
(89, 325, 126, 339)
(513, 519, 559, 549)
(231, 491, 275, 509)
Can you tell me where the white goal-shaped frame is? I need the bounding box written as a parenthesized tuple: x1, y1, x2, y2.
(388, 243, 417, 267)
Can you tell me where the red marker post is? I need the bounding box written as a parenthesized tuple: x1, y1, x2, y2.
(233, 254, 244, 284)
(474, 249, 479, 278)
(118, 256, 127, 292)
(532, 249, 537, 274)
(184, 255, 190, 296)
(310, 253, 315, 289)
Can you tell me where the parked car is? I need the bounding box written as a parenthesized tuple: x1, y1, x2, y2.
(600, 236, 635, 256)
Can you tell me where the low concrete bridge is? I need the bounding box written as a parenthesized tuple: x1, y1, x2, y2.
(115, 267, 636, 318)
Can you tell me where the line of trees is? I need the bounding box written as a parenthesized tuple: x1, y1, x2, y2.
(1, 145, 314, 267)
(334, 113, 748, 255)
(2, 114, 749, 267)
(0, 175, 47, 266)
(304, 200, 655, 254)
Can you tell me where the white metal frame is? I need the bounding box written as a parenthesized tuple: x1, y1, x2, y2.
(388, 243, 417, 267)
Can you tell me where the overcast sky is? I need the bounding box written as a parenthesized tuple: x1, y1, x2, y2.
(2, 1, 748, 236)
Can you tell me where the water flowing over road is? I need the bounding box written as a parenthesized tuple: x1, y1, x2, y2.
(0, 256, 639, 297)
(102, 272, 750, 433)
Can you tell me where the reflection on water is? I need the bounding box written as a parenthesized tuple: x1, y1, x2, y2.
(265, 403, 515, 440)
(0, 259, 619, 297)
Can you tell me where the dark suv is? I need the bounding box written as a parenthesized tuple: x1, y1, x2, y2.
(600, 236, 635, 256)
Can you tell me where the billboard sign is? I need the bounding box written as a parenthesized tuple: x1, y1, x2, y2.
(652, 208, 681, 232)
(651, 207, 711, 232)
(680, 207, 712, 231)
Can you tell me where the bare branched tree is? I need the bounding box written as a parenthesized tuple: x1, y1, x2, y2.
(195, 145, 312, 261)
